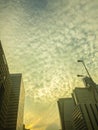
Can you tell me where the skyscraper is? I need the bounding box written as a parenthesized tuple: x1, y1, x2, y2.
(5, 74, 25, 130)
(0, 41, 12, 129)
(0, 41, 25, 130)
(72, 86, 98, 130)
(58, 77, 98, 130)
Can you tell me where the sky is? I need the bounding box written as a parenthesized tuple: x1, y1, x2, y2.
(0, 0, 98, 130)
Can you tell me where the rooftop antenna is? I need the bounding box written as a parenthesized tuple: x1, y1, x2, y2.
(77, 60, 91, 78)
(77, 59, 97, 88)
(77, 60, 98, 102)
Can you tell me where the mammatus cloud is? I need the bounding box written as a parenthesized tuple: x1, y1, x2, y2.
(0, 0, 98, 129)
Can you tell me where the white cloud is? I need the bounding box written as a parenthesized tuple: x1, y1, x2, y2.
(0, 0, 98, 129)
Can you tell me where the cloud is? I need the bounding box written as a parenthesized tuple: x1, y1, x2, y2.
(33, 124, 46, 129)
(0, 0, 98, 129)
(45, 123, 59, 130)
(1, 0, 98, 106)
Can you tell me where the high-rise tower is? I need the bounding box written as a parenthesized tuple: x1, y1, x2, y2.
(0, 41, 25, 130)
(0, 41, 12, 129)
(57, 61, 98, 130)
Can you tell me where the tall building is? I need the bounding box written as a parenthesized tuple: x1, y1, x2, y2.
(57, 98, 75, 130)
(58, 77, 98, 130)
(0, 41, 12, 129)
(5, 74, 25, 130)
(72, 86, 98, 130)
(0, 41, 25, 130)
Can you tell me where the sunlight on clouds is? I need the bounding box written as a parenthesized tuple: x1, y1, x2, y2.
(24, 102, 60, 130)
(0, 0, 98, 129)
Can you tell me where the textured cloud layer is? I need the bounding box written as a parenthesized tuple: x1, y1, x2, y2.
(0, 0, 98, 129)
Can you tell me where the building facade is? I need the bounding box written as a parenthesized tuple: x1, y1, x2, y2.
(5, 74, 25, 130)
(57, 98, 75, 130)
(58, 78, 98, 130)
(72, 103, 98, 130)
(0, 41, 25, 130)
(0, 41, 12, 129)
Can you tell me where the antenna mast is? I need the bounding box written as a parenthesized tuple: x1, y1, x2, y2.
(77, 60, 98, 102)
(77, 60, 91, 78)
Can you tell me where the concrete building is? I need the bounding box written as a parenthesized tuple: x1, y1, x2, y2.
(72, 103, 98, 130)
(0, 41, 25, 130)
(57, 98, 75, 130)
(72, 86, 98, 130)
(0, 41, 12, 129)
(58, 77, 98, 130)
(5, 74, 25, 130)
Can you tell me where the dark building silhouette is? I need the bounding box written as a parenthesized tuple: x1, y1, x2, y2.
(0, 41, 12, 129)
(58, 75, 98, 130)
(0, 41, 25, 130)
